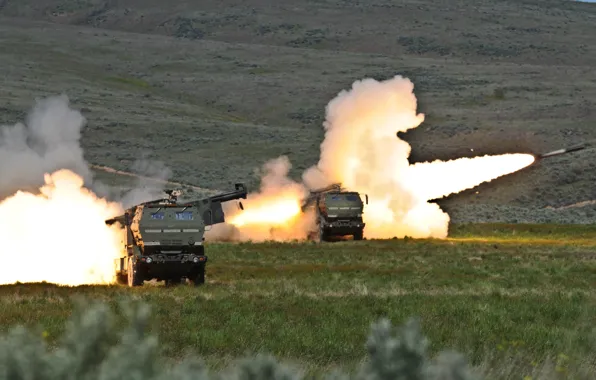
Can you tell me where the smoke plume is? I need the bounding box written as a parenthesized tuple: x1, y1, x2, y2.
(0, 94, 177, 285)
(100, 158, 174, 209)
(301, 76, 447, 239)
(0, 95, 172, 205)
(0, 95, 92, 200)
(212, 75, 534, 241)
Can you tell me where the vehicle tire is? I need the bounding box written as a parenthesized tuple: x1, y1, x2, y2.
(318, 224, 326, 243)
(116, 273, 127, 285)
(354, 231, 363, 241)
(190, 265, 205, 286)
(127, 257, 143, 287)
(165, 278, 182, 287)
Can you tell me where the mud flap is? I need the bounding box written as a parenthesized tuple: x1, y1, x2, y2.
(203, 201, 225, 225)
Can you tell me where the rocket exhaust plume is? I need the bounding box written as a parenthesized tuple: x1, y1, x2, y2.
(0, 95, 168, 285)
(207, 156, 315, 242)
(0, 170, 123, 285)
(0, 95, 93, 199)
(209, 75, 535, 241)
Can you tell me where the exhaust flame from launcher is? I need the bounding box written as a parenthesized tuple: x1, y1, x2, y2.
(0, 95, 170, 286)
(209, 75, 536, 241)
(0, 170, 124, 285)
(206, 156, 314, 242)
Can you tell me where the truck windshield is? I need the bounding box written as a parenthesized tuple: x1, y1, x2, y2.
(329, 194, 360, 202)
(150, 212, 164, 220)
(175, 211, 194, 220)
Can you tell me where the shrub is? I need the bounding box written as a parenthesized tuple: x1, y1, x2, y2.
(0, 300, 480, 380)
(492, 88, 505, 100)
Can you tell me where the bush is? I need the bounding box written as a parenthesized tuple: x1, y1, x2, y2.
(492, 88, 505, 100)
(0, 300, 481, 380)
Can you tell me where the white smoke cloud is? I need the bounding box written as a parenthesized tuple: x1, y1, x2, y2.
(214, 74, 534, 241)
(301, 75, 451, 239)
(210, 75, 447, 240)
(0, 95, 92, 199)
(106, 159, 174, 208)
(0, 95, 171, 205)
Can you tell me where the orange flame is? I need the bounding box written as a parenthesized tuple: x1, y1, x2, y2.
(0, 169, 123, 285)
(403, 154, 536, 201)
(229, 199, 302, 227)
(224, 200, 312, 242)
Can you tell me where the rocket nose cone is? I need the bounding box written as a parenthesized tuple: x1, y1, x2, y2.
(539, 148, 565, 158)
(537, 143, 586, 159)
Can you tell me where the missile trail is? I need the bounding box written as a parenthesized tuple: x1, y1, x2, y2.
(89, 164, 220, 194)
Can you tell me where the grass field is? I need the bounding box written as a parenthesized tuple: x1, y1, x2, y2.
(2, 223, 595, 378)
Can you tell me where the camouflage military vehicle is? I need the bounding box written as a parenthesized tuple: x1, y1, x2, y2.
(105, 184, 247, 287)
(301, 183, 368, 242)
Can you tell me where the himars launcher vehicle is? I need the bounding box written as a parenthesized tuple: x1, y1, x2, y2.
(105, 184, 247, 287)
(301, 183, 369, 242)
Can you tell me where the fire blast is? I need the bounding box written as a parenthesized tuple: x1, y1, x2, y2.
(0, 95, 167, 285)
(208, 75, 535, 241)
(0, 170, 123, 285)
(207, 156, 316, 242)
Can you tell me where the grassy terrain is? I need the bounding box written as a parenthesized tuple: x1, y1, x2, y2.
(1, 223, 595, 377)
(1, 2, 595, 379)
(0, 0, 595, 224)
(2, 0, 594, 67)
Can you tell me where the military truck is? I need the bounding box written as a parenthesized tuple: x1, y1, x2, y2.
(301, 183, 368, 242)
(105, 183, 247, 287)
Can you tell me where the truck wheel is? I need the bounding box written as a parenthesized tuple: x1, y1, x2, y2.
(165, 278, 182, 287)
(318, 225, 326, 243)
(127, 257, 143, 287)
(116, 273, 127, 285)
(354, 231, 363, 241)
(191, 265, 206, 286)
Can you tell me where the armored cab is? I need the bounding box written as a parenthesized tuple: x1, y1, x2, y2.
(301, 183, 368, 242)
(105, 184, 247, 287)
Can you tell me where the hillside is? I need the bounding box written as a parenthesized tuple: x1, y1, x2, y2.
(1, 0, 595, 66)
(0, 0, 595, 223)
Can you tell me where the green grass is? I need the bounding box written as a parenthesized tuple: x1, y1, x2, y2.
(1, 223, 595, 376)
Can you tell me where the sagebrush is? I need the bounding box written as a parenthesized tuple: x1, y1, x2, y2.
(0, 299, 479, 380)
